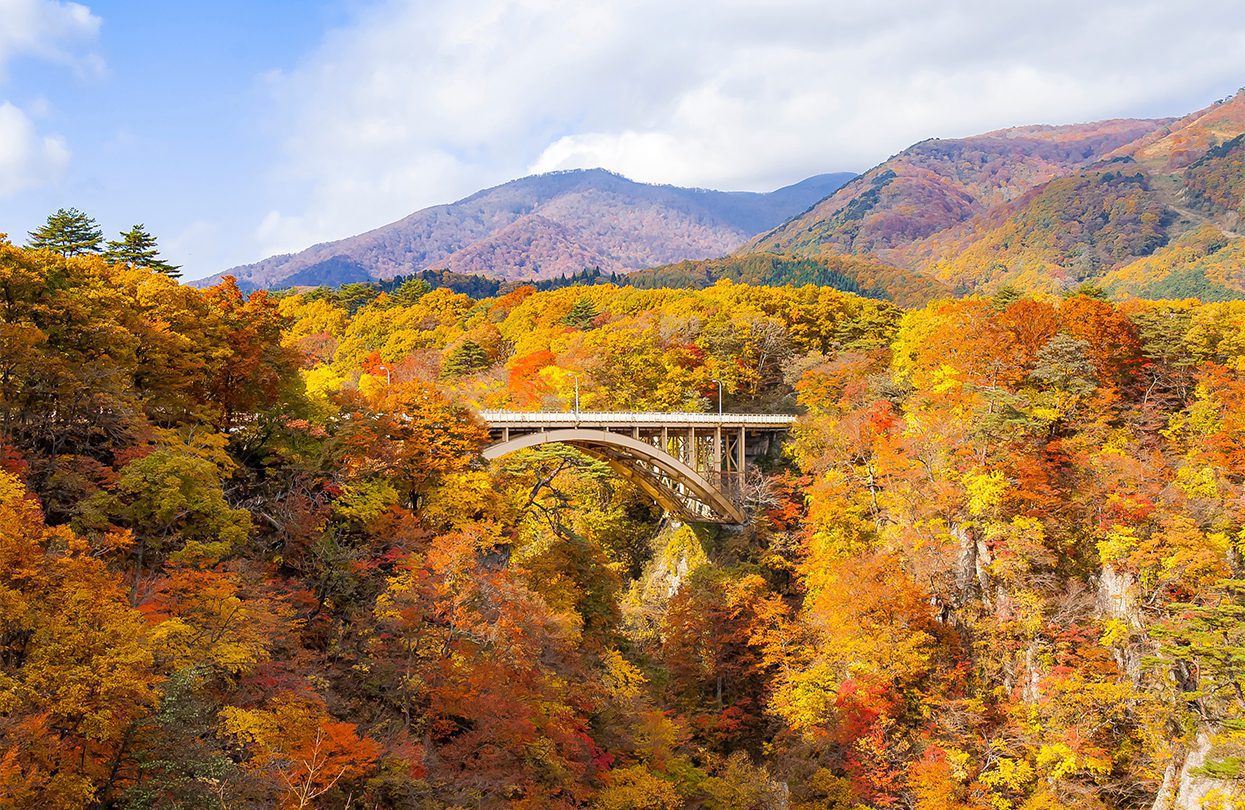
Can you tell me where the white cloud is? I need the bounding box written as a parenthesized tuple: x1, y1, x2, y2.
(0, 0, 101, 79)
(0, 101, 69, 196)
(258, 0, 1245, 257)
(0, 1, 101, 197)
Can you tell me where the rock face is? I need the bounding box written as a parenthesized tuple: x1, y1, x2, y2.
(1098, 564, 1144, 678)
(1151, 731, 1238, 810)
(204, 169, 856, 289)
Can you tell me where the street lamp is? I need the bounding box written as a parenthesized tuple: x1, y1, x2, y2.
(711, 378, 723, 416)
(378, 364, 391, 385)
(570, 373, 581, 416)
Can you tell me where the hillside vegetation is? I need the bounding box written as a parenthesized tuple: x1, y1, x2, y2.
(752, 91, 1245, 298)
(750, 118, 1168, 261)
(626, 252, 951, 308)
(6, 236, 1245, 806)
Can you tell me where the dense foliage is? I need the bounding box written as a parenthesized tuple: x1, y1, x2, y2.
(1184, 135, 1245, 218)
(928, 167, 1172, 292)
(625, 253, 949, 308)
(1101, 226, 1245, 302)
(5, 236, 1245, 807)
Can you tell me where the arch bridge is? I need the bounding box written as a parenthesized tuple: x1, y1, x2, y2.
(479, 411, 796, 524)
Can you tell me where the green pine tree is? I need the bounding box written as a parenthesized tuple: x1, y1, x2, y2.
(1064, 282, 1108, 300)
(440, 340, 489, 378)
(104, 224, 182, 278)
(27, 208, 103, 256)
(390, 277, 432, 305)
(991, 284, 1024, 310)
(562, 296, 599, 329)
(1029, 333, 1097, 396)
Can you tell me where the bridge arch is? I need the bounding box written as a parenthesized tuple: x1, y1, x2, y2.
(483, 428, 745, 524)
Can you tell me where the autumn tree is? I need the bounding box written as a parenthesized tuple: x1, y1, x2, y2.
(0, 472, 159, 806)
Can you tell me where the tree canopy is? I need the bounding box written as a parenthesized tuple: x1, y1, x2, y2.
(2, 233, 1245, 806)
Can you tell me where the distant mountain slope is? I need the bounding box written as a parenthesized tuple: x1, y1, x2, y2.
(921, 161, 1173, 291)
(1099, 226, 1245, 301)
(922, 92, 1245, 293)
(750, 91, 1245, 296)
(206, 169, 855, 289)
(1110, 91, 1245, 172)
(748, 119, 1170, 263)
(626, 252, 951, 308)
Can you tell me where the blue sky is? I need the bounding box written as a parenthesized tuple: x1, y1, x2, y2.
(2, 0, 1244, 280)
(0, 0, 346, 277)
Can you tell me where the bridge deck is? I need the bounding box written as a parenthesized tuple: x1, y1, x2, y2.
(478, 410, 796, 430)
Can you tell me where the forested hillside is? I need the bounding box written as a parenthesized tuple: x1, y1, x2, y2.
(624, 253, 951, 308)
(751, 91, 1245, 298)
(5, 235, 1245, 807)
(749, 118, 1168, 261)
(208, 170, 855, 290)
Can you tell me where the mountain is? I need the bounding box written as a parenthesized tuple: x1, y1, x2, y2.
(625, 252, 950, 308)
(922, 92, 1245, 293)
(749, 119, 1170, 262)
(205, 169, 856, 289)
(749, 91, 1245, 296)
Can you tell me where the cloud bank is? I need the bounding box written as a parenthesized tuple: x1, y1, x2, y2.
(0, 102, 69, 196)
(0, 0, 100, 198)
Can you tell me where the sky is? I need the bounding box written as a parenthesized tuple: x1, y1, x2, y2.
(1, 0, 1243, 281)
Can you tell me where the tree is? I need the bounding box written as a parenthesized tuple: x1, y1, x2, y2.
(0, 472, 158, 806)
(219, 694, 381, 808)
(563, 295, 600, 329)
(103, 224, 181, 277)
(389, 277, 431, 305)
(1029, 332, 1097, 397)
(78, 448, 253, 576)
(440, 339, 489, 378)
(201, 277, 301, 431)
(26, 208, 103, 256)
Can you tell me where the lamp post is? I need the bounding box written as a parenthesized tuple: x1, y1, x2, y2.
(378, 364, 391, 385)
(711, 378, 723, 416)
(570, 373, 580, 416)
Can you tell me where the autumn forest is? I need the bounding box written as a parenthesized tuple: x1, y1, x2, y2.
(0, 211, 1243, 808)
(5, 81, 1245, 809)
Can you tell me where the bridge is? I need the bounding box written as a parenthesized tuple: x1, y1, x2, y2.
(479, 411, 796, 524)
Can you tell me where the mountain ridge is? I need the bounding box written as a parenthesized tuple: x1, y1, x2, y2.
(203, 168, 856, 289)
(748, 117, 1173, 263)
(750, 91, 1245, 297)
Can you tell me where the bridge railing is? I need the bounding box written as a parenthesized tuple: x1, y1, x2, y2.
(478, 410, 797, 427)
